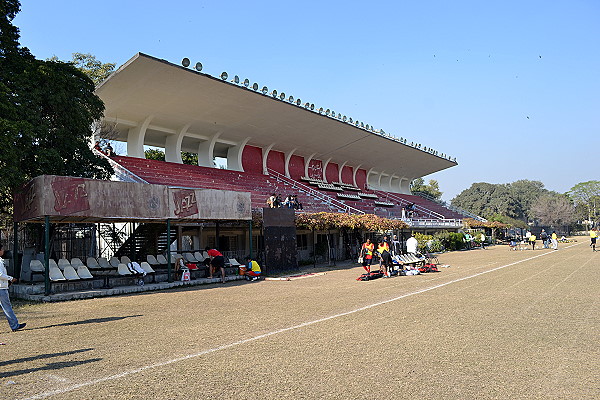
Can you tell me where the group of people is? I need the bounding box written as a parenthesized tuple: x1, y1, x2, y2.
(359, 234, 414, 278)
(510, 230, 559, 250)
(400, 203, 417, 219)
(203, 247, 261, 283)
(93, 140, 115, 157)
(266, 193, 303, 210)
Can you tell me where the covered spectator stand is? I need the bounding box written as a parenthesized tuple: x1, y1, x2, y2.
(13, 175, 251, 295)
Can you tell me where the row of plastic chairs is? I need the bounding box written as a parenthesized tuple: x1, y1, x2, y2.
(147, 253, 242, 268)
(28, 257, 157, 282)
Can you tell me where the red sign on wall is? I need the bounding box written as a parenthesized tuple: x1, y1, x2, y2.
(51, 177, 90, 215)
(172, 189, 198, 218)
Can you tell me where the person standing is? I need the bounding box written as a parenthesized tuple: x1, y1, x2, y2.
(0, 243, 26, 335)
(551, 231, 558, 250)
(377, 240, 393, 277)
(529, 233, 537, 250)
(590, 228, 598, 252)
(359, 238, 374, 274)
(406, 234, 419, 255)
(540, 229, 549, 249)
(480, 233, 486, 249)
(205, 247, 227, 283)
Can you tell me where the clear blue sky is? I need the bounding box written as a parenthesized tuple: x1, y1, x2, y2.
(14, 0, 600, 201)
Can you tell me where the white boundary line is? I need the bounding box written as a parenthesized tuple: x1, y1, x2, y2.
(21, 243, 582, 400)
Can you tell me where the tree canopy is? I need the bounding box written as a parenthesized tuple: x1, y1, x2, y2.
(49, 52, 116, 86)
(567, 181, 600, 225)
(410, 178, 443, 200)
(0, 0, 113, 218)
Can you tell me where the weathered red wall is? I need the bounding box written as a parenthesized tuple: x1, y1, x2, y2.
(325, 162, 339, 183)
(341, 165, 353, 185)
(266, 150, 285, 175)
(288, 155, 305, 180)
(241, 145, 263, 174)
(355, 168, 367, 189)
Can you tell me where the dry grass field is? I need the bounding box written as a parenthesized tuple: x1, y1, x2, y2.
(1, 240, 599, 399)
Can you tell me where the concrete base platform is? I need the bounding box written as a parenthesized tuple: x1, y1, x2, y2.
(11, 274, 246, 302)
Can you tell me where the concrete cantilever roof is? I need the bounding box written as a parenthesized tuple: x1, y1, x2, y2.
(96, 52, 457, 182)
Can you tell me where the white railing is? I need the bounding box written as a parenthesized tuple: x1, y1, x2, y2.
(377, 190, 445, 220)
(406, 218, 463, 228)
(266, 169, 365, 214)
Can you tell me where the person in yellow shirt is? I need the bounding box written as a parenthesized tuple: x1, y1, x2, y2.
(529, 234, 537, 250)
(590, 229, 598, 252)
(244, 256, 262, 281)
(551, 231, 558, 250)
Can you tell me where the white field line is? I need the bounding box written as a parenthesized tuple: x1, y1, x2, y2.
(21, 242, 582, 400)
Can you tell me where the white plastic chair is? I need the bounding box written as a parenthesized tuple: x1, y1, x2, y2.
(229, 258, 241, 266)
(140, 261, 155, 274)
(63, 265, 81, 280)
(86, 257, 102, 270)
(49, 265, 66, 281)
(76, 265, 94, 279)
(109, 257, 120, 268)
(147, 255, 160, 267)
(156, 254, 168, 265)
(70, 258, 85, 268)
(30, 259, 46, 272)
(121, 256, 132, 265)
(57, 259, 71, 271)
(193, 251, 204, 262)
(117, 263, 133, 276)
(184, 253, 197, 263)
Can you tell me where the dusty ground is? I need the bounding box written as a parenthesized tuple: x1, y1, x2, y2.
(1, 240, 598, 399)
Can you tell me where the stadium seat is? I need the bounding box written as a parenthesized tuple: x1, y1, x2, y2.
(121, 256, 132, 265)
(147, 254, 160, 267)
(76, 265, 94, 280)
(57, 258, 71, 271)
(229, 258, 241, 266)
(86, 257, 102, 271)
(29, 259, 46, 281)
(117, 263, 133, 276)
(49, 264, 66, 281)
(97, 257, 113, 273)
(109, 257, 120, 268)
(63, 265, 81, 280)
(193, 251, 204, 262)
(70, 258, 85, 268)
(156, 254, 168, 265)
(184, 253, 197, 263)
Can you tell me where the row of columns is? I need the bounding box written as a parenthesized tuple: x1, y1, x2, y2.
(123, 119, 411, 193)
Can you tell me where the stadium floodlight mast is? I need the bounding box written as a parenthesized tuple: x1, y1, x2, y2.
(220, 72, 228, 80)
(182, 58, 191, 67)
(195, 62, 203, 71)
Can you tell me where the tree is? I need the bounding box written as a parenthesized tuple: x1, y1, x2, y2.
(144, 148, 199, 165)
(451, 182, 517, 219)
(567, 181, 600, 226)
(0, 0, 113, 218)
(530, 194, 575, 228)
(49, 52, 116, 86)
(411, 178, 443, 200)
(509, 180, 551, 221)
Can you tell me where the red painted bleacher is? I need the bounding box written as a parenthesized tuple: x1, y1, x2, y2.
(111, 156, 465, 219)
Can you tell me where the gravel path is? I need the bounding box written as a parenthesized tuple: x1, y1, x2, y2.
(2, 241, 598, 399)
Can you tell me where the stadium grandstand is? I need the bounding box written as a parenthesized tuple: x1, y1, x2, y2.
(96, 53, 467, 229)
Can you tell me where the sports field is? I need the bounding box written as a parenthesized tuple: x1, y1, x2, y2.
(2, 241, 598, 400)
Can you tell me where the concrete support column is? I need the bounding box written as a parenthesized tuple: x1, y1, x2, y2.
(353, 164, 362, 188)
(227, 137, 250, 172)
(338, 161, 348, 184)
(400, 177, 411, 194)
(127, 115, 153, 158)
(284, 148, 297, 178)
(304, 153, 317, 179)
(322, 158, 332, 182)
(198, 132, 221, 168)
(165, 123, 190, 164)
(262, 143, 275, 175)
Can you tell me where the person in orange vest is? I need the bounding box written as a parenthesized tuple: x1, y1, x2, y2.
(359, 238, 374, 274)
(377, 240, 393, 277)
